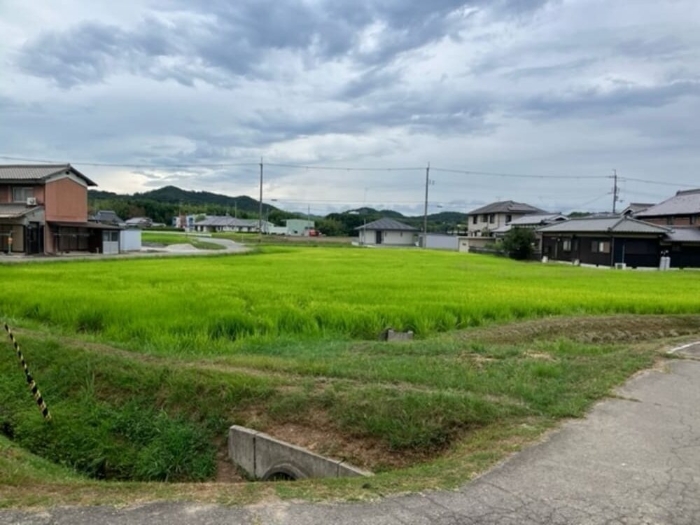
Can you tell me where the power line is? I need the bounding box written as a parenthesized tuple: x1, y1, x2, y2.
(0, 154, 614, 180)
(620, 177, 697, 189)
(0, 155, 259, 169)
(431, 167, 608, 180)
(264, 162, 425, 172)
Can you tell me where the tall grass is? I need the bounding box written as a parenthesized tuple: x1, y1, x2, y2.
(1, 248, 699, 355)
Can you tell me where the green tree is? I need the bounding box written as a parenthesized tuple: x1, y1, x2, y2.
(502, 228, 537, 260)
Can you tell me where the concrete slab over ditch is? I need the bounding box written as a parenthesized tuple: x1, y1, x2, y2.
(228, 425, 371, 481)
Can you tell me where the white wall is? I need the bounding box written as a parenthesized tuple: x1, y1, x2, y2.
(119, 229, 142, 252)
(422, 234, 459, 250)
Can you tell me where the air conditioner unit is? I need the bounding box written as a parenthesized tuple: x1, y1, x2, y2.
(614, 262, 626, 270)
(26, 197, 37, 206)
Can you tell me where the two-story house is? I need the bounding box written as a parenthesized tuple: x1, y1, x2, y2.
(635, 189, 700, 227)
(0, 164, 120, 255)
(466, 201, 547, 237)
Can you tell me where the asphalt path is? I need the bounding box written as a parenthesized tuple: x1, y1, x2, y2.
(3, 344, 700, 524)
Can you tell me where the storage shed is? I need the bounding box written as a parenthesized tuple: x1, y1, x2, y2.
(356, 218, 418, 246)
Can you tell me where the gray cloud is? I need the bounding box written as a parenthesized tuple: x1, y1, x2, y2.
(2, 0, 700, 215)
(16, 0, 549, 88)
(517, 80, 700, 119)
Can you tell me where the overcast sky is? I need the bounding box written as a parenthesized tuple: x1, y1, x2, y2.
(1, 0, 698, 215)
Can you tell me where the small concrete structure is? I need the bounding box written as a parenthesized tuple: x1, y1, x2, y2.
(229, 426, 371, 481)
(383, 329, 414, 341)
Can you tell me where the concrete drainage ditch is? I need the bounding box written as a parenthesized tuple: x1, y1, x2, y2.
(228, 425, 372, 481)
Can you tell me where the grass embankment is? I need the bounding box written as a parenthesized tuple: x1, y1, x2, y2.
(3, 317, 693, 507)
(141, 231, 225, 251)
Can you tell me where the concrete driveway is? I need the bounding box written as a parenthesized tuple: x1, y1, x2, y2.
(2, 346, 700, 525)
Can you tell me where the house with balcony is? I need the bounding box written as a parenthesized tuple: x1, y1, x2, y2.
(458, 200, 546, 252)
(0, 164, 121, 255)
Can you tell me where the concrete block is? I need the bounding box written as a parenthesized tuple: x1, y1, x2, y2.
(386, 329, 414, 342)
(228, 425, 260, 477)
(338, 461, 373, 478)
(228, 425, 371, 481)
(254, 432, 340, 480)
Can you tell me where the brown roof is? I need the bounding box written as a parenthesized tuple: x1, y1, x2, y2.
(0, 164, 97, 186)
(468, 201, 547, 215)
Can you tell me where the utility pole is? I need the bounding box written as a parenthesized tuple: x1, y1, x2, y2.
(258, 157, 263, 242)
(423, 163, 430, 248)
(612, 169, 620, 214)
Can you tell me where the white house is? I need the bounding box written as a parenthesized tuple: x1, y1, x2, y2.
(466, 201, 546, 237)
(356, 218, 418, 246)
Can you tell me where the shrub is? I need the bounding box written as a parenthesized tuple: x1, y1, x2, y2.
(502, 228, 537, 260)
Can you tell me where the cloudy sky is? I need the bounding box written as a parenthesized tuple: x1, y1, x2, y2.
(1, 0, 698, 215)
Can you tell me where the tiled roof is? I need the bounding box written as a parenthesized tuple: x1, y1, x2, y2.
(468, 201, 547, 215)
(0, 164, 97, 186)
(0, 204, 42, 219)
(666, 228, 700, 243)
(92, 210, 124, 223)
(507, 214, 567, 226)
(356, 218, 418, 231)
(636, 189, 700, 218)
(539, 216, 670, 235)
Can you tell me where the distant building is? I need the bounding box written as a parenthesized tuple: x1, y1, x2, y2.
(285, 219, 315, 236)
(194, 216, 273, 233)
(539, 215, 700, 269)
(466, 201, 546, 237)
(636, 189, 700, 226)
(491, 213, 568, 237)
(621, 203, 655, 217)
(91, 210, 124, 226)
(172, 214, 197, 230)
(125, 217, 153, 228)
(356, 218, 418, 246)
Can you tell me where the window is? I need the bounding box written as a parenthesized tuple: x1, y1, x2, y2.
(666, 217, 673, 225)
(691, 216, 697, 225)
(472, 215, 478, 225)
(12, 187, 33, 202)
(482, 214, 488, 223)
(562, 239, 571, 252)
(506, 214, 512, 223)
(591, 241, 611, 254)
(488, 214, 495, 224)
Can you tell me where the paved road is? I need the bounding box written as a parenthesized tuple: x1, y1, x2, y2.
(3, 346, 700, 525)
(0, 237, 249, 264)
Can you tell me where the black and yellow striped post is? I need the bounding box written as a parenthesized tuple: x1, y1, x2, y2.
(3, 323, 51, 421)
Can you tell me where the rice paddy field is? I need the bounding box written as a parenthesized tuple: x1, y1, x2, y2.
(1, 247, 699, 353)
(1, 246, 700, 507)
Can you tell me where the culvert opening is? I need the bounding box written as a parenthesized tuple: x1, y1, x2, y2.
(262, 468, 300, 482)
(229, 425, 372, 481)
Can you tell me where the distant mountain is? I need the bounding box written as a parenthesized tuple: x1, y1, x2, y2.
(90, 185, 276, 214)
(422, 211, 468, 224)
(88, 185, 467, 234)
